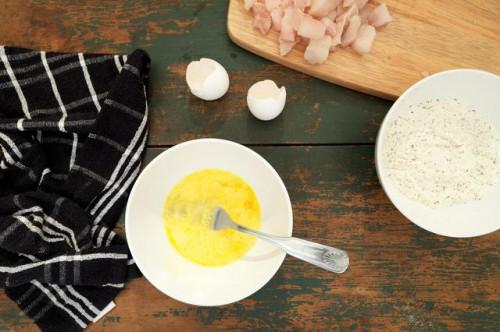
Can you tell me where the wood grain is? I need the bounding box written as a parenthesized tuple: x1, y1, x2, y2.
(1, 147, 498, 331)
(227, 0, 500, 100)
(0, 0, 391, 146)
(0, 1, 498, 331)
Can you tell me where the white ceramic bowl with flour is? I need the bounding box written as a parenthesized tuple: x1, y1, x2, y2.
(376, 69, 500, 238)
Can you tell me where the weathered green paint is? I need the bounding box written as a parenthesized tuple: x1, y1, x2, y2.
(111, 147, 499, 331)
(0, 0, 391, 146)
(2, 147, 497, 330)
(0, 1, 498, 331)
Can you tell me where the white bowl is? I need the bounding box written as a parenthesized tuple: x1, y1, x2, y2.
(376, 69, 500, 238)
(125, 138, 293, 305)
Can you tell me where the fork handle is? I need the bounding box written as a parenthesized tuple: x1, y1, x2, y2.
(236, 226, 349, 274)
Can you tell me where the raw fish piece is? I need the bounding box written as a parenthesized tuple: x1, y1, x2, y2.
(280, 0, 295, 10)
(332, 22, 344, 46)
(265, 0, 281, 11)
(336, 4, 345, 18)
(368, 3, 392, 27)
(271, 7, 284, 31)
(245, 0, 256, 11)
(252, 2, 272, 34)
(279, 36, 301, 55)
(352, 24, 376, 54)
(280, 19, 296, 41)
(341, 14, 361, 47)
(283, 7, 305, 30)
(359, 3, 374, 22)
(335, 4, 358, 22)
(298, 15, 326, 39)
(332, 5, 357, 45)
(343, 0, 356, 7)
(294, 0, 311, 11)
(309, 0, 340, 17)
(321, 17, 337, 36)
(304, 35, 332, 64)
(327, 9, 338, 20)
(355, 0, 368, 9)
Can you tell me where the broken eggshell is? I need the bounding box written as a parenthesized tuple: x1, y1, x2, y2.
(247, 80, 287, 121)
(186, 58, 229, 101)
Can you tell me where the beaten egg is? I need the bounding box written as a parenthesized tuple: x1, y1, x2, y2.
(163, 169, 261, 267)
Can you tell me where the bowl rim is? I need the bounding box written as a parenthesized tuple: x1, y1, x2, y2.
(374, 68, 500, 238)
(125, 138, 294, 305)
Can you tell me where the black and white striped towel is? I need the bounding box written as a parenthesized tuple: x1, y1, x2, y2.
(0, 46, 150, 331)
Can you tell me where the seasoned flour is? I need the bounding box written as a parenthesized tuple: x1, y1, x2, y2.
(383, 98, 500, 208)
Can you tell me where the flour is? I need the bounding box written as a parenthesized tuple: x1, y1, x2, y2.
(382, 98, 500, 208)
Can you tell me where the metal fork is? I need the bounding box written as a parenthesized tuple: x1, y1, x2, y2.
(211, 207, 349, 273)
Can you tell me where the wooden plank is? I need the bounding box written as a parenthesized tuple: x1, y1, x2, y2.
(1, 147, 497, 331)
(0, 0, 391, 145)
(228, 0, 500, 100)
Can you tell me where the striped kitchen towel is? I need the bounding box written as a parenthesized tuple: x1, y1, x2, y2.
(0, 46, 150, 331)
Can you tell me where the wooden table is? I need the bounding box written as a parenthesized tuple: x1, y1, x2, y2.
(0, 1, 498, 331)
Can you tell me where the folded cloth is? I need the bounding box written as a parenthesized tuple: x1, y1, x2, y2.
(0, 46, 150, 331)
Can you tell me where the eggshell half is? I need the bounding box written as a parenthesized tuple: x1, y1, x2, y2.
(186, 58, 229, 101)
(247, 80, 287, 121)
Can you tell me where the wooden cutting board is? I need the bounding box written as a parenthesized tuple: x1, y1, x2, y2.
(227, 0, 500, 100)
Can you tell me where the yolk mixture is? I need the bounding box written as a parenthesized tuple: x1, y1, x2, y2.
(163, 169, 261, 267)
